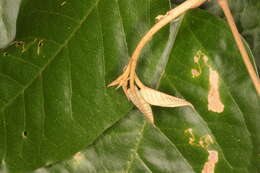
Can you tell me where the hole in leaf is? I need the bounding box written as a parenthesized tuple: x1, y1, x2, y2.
(37, 40, 44, 55)
(22, 131, 28, 137)
(15, 41, 24, 47)
(38, 40, 44, 47)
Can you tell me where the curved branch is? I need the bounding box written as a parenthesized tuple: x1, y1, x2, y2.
(129, 0, 208, 94)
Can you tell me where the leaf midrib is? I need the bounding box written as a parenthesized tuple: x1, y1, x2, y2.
(0, 0, 101, 113)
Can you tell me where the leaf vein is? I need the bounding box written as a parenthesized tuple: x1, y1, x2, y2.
(0, 72, 24, 87)
(0, 0, 101, 113)
(34, 9, 81, 24)
(125, 120, 146, 172)
(7, 54, 41, 69)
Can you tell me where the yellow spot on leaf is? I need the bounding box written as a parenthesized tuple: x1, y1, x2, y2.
(60, 1, 66, 6)
(191, 51, 204, 78)
(194, 55, 199, 63)
(185, 128, 196, 145)
(73, 152, 85, 164)
(192, 69, 201, 78)
(185, 129, 214, 149)
(203, 55, 208, 64)
(199, 135, 214, 149)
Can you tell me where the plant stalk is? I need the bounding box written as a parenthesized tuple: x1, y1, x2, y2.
(217, 0, 260, 96)
(129, 0, 208, 95)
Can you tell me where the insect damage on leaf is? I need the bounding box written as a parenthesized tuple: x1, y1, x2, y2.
(208, 68, 224, 113)
(202, 150, 219, 173)
(185, 129, 214, 149)
(203, 54, 224, 113)
(37, 39, 44, 55)
(140, 87, 193, 108)
(13, 41, 26, 53)
(191, 51, 203, 78)
(191, 51, 224, 113)
(184, 129, 218, 172)
(185, 128, 196, 145)
(60, 1, 67, 6)
(72, 152, 85, 165)
(199, 135, 214, 149)
(192, 69, 201, 78)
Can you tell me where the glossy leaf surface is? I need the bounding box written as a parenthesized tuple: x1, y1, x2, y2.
(0, 0, 170, 172)
(202, 0, 260, 70)
(29, 9, 259, 173)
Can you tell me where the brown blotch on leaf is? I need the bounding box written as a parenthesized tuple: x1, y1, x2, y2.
(202, 150, 218, 173)
(199, 135, 214, 149)
(15, 41, 24, 47)
(208, 68, 224, 113)
(14, 41, 26, 53)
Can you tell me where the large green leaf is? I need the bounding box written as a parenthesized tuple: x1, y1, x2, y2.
(0, 0, 170, 172)
(30, 9, 259, 173)
(0, 0, 21, 48)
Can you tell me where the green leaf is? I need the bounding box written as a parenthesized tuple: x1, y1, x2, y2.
(0, 0, 170, 172)
(0, 0, 21, 48)
(202, 0, 260, 71)
(155, 9, 259, 172)
(29, 9, 259, 173)
(31, 111, 196, 173)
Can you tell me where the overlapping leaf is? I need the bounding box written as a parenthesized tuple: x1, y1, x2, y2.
(0, 0, 21, 48)
(0, 0, 170, 172)
(202, 0, 260, 70)
(29, 9, 259, 173)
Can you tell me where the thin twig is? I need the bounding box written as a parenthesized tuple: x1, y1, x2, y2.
(217, 0, 260, 96)
(108, 0, 260, 121)
(129, 0, 208, 96)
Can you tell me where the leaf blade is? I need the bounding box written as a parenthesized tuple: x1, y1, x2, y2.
(0, 0, 171, 172)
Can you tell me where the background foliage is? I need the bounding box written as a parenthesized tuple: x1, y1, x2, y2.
(0, 0, 259, 172)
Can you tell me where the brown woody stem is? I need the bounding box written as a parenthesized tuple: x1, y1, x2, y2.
(217, 0, 260, 96)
